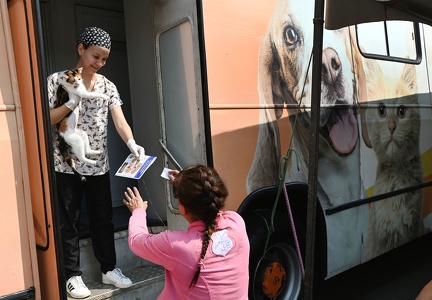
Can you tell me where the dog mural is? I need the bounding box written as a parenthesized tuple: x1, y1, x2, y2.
(246, 0, 369, 276)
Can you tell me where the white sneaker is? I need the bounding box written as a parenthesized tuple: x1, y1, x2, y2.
(66, 276, 91, 299)
(102, 268, 133, 288)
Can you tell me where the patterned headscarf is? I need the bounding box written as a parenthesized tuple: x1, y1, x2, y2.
(76, 27, 111, 50)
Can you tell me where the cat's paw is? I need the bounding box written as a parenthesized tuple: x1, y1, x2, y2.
(85, 160, 97, 165)
(98, 94, 110, 101)
(87, 150, 103, 155)
(77, 157, 98, 165)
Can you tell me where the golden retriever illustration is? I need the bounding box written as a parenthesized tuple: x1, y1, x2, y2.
(247, 0, 369, 276)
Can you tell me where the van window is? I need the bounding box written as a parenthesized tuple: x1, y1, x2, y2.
(356, 21, 421, 64)
(158, 20, 201, 212)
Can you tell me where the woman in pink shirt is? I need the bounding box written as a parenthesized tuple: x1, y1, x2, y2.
(123, 164, 250, 299)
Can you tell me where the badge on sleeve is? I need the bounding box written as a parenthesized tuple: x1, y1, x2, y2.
(211, 229, 234, 257)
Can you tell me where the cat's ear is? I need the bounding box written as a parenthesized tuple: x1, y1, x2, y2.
(401, 63, 417, 92)
(365, 59, 383, 95)
(78, 67, 83, 74)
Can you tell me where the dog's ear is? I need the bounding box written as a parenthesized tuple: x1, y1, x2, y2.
(246, 119, 281, 193)
(347, 27, 367, 103)
(347, 27, 372, 149)
(258, 33, 285, 120)
(361, 58, 386, 149)
(246, 32, 282, 193)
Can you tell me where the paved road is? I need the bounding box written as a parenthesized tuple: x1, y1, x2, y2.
(315, 233, 432, 299)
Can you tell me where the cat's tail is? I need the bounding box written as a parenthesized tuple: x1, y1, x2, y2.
(59, 138, 86, 182)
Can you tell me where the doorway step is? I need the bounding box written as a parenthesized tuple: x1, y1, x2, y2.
(67, 227, 166, 300)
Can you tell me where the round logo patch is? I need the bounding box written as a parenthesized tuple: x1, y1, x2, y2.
(211, 229, 234, 257)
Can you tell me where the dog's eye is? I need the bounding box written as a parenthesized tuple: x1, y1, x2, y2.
(285, 27, 299, 46)
(397, 105, 406, 118)
(378, 103, 386, 117)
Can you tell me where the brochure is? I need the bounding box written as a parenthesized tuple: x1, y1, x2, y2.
(115, 154, 157, 179)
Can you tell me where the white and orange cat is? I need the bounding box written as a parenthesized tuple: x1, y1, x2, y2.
(55, 67, 108, 181)
(362, 60, 424, 261)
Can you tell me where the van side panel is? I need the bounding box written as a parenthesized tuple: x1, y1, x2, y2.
(0, 0, 39, 297)
(8, 0, 60, 299)
(202, 0, 432, 280)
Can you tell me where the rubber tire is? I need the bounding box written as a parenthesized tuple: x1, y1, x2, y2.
(245, 210, 305, 299)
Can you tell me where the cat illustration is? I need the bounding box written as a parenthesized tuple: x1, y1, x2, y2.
(362, 60, 424, 261)
(55, 67, 109, 181)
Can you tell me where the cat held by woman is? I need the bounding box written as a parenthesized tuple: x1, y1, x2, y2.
(55, 67, 109, 181)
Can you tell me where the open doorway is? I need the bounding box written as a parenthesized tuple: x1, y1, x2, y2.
(40, 0, 166, 236)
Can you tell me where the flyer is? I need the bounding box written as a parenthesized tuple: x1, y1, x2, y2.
(115, 154, 157, 179)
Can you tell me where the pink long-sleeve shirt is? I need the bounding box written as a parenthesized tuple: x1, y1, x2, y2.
(128, 208, 250, 300)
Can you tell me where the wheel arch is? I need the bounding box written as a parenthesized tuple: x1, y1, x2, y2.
(237, 181, 328, 280)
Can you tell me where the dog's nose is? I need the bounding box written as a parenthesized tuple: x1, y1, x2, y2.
(322, 48, 341, 84)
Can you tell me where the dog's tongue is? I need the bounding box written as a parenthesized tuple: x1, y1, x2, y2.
(329, 111, 358, 154)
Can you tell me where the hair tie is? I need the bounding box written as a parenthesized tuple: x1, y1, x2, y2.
(198, 259, 205, 269)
